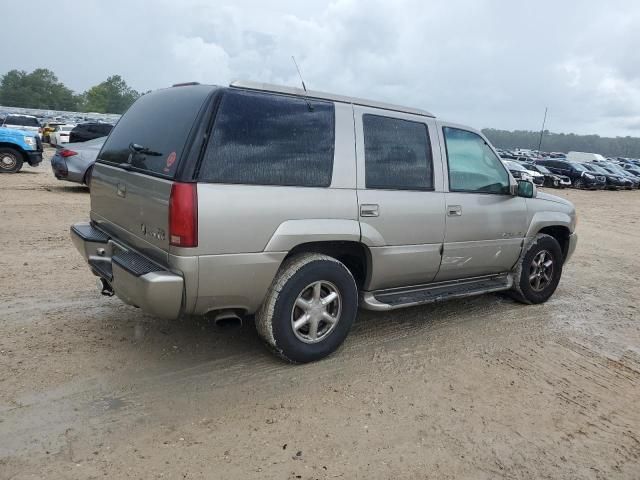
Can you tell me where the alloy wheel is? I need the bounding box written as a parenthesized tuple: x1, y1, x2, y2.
(529, 250, 554, 291)
(291, 280, 342, 344)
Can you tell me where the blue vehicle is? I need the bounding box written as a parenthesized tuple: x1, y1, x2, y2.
(0, 126, 43, 173)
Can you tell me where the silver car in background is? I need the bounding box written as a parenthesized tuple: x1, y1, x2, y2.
(51, 137, 105, 188)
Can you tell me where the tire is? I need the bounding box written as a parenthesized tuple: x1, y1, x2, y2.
(256, 253, 358, 363)
(573, 178, 584, 189)
(510, 233, 563, 305)
(0, 147, 24, 173)
(84, 166, 94, 190)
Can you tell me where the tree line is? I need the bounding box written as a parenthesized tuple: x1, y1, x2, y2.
(483, 128, 640, 158)
(2, 68, 640, 157)
(0, 68, 141, 114)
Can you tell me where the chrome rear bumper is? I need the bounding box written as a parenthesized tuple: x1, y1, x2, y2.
(71, 222, 184, 320)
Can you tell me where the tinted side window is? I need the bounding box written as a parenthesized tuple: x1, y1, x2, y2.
(363, 114, 433, 190)
(443, 127, 509, 194)
(199, 90, 335, 187)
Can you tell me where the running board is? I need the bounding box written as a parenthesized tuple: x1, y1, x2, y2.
(360, 274, 513, 311)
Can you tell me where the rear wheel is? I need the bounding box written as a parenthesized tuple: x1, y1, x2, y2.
(510, 233, 563, 304)
(0, 148, 24, 173)
(256, 253, 358, 363)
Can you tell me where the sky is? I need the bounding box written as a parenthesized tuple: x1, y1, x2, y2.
(4, 0, 640, 136)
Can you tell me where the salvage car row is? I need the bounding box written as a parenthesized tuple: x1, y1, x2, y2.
(500, 152, 640, 191)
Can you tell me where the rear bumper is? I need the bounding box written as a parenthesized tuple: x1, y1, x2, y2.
(70, 222, 184, 320)
(565, 232, 578, 263)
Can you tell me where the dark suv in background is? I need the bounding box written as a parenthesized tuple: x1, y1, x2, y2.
(69, 122, 114, 143)
(536, 159, 605, 189)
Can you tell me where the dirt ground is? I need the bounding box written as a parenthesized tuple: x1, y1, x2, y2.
(1, 148, 639, 479)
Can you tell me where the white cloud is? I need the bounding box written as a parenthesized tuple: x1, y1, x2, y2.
(2, 0, 640, 136)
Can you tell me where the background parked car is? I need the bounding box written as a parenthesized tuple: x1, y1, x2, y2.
(0, 126, 43, 173)
(536, 159, 606, 189)
(69, 122, 113, 143)
(50, 136, 105, 188)
(1, 114, 41, 137)
(598, 162, 640, 189)
(522, 162, 571, 188)
(41, 122, 65, 142)
(581, 163, 632, 190)
(502, 159, 534, 182)
(49, 124, 75, 145)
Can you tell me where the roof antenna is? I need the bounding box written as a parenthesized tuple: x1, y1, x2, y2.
(291, 56, 313, 111)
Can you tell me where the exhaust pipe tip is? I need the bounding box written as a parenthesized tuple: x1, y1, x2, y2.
(212, 310, 243, 329)
(97, 277, 114, 297)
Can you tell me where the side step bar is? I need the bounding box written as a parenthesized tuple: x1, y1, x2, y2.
(360, 274, 513, 311)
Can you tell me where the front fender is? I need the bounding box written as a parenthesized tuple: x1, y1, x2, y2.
(525, 210, 574, 238)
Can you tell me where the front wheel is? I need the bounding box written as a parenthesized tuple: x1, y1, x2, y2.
(573, 178, 584, 189)
(256, 253, 358, 363)
(0, 148, 24, 173)
(510, 233, 563, 304)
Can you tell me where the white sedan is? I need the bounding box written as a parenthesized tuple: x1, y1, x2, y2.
(49, 125, 75, 145)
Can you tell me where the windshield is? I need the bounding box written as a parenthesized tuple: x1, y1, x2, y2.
(604, 163, 626, 174)
(569, 162, 588, 172)
(587, 164, 609, 174)
(504, 160, 526, 171)
(535, 165, 551, 174)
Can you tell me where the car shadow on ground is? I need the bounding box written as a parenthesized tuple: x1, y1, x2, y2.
(43, 185, 88, 193)
(88, 291, 523, 379)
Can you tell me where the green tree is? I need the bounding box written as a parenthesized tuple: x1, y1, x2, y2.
(82, 75, 139, 114)
(0, 68, 78, 110)
(482, 128, 640, 158)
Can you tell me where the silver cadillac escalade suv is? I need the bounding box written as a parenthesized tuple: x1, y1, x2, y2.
(71, 81, 577, 363)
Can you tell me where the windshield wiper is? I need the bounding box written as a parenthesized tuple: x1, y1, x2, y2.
(128, 142, 162, 157)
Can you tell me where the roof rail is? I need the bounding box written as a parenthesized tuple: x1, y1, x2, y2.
(229, 80, 435, 118)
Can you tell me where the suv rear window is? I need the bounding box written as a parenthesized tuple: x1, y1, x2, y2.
(5, 116, 39, 127)
(198, 90, 335, 187)
(98, 86, 212, 177)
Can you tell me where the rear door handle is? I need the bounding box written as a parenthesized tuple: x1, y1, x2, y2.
(447, 205, 462, 216)
(116, 183, 126, 197)
(360, 204, 379, 217)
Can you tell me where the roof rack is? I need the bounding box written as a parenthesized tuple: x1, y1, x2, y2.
(229, 80, 435, 118)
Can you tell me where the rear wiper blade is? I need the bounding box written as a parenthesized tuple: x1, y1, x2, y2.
(128, 142, 162, 156)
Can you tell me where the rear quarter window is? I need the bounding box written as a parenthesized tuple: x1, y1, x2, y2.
(98, 86, 212, 177)
(198, 90, 335, 187)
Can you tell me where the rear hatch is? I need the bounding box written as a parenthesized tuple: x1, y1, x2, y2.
(90, 85, 214, 265)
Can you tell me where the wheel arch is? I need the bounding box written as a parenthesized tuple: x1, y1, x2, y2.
(282, 240, 372, 289)
(0, 142, 27, 162)
(536, 225, 572, 261)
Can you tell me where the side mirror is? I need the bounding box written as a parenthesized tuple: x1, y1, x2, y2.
(516, 179, 536, 198)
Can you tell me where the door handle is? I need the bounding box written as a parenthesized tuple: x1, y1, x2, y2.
(447, 205, 462, 216)
(116, 183, 126, 197)
(360, 204, 379, 217)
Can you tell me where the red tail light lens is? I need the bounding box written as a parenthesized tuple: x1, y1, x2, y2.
(169, 182, 198, 247)
(60, 149, 77, 157)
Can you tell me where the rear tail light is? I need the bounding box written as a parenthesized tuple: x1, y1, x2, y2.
(169, 182, 198, 247)
(60, 149, 77, 157)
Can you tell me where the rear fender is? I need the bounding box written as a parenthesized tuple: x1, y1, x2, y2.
(263, 219, 361, 252)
